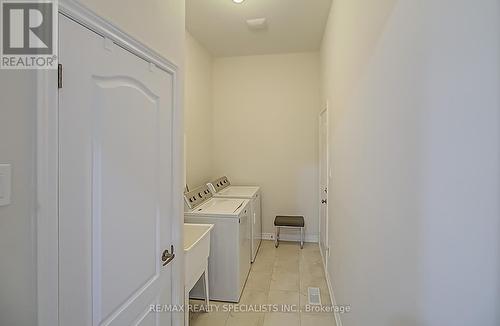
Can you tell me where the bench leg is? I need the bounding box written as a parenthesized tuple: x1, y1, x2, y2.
(300, 227, 304, 249)
(275, 226, 280, 248)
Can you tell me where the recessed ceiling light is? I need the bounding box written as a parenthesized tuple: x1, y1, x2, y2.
(232, 0, 245, 3)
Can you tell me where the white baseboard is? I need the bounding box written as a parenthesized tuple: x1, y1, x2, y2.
(261, 232, 319, 243)
(319, 247, 342, 326)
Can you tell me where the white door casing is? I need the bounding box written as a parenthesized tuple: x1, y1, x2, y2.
(57, 13, 175, 326)
(319, 108, 329, 269)
(36, 2, 183, 326)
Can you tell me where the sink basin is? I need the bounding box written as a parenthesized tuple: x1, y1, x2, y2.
(184, 223, 214, 291)
(184, 223, 214, 326)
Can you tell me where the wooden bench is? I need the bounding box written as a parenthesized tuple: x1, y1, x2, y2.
(274, 215, 305, 249)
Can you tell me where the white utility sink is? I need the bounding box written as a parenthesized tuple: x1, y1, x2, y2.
(184, 223, 214, 326)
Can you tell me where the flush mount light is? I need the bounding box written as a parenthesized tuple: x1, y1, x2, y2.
(232, 0, 245, 3)
(246, 18, 267, 31)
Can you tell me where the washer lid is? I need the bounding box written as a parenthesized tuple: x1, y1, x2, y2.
(198, 198, 248, 214)
(216, 186, 260, 198)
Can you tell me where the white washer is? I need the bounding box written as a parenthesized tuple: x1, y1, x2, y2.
(208, 176, 262, 263)
(184, 184, 251, 302)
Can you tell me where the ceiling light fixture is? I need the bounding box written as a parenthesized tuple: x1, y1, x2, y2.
(246, 18, 267, 31)
(232, 0, 245, 3)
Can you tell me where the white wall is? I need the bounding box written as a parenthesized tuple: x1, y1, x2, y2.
(79, 0, 185, 67)
(185, 32, 214, 188)
(321, 0, 500, 325)
(212, 52, 322, 240)
(419, 1, 500, 324)
(0, 1, 184, 325)
(0, 71, 37, 326)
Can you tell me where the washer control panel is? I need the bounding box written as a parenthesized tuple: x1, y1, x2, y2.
(184, 184, 213, 209)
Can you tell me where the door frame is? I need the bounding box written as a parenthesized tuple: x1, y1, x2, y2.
(36, 1, 184, 325)
(318, 106, 329, 269)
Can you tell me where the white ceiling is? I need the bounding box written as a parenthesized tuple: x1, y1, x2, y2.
(186, 0, 333, 57)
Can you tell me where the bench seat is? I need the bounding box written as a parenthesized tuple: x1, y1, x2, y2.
(274, 215, 305, 249)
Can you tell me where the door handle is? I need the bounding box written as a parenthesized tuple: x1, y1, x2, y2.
(321, 199, 327, 204)
(161, 245, 175, 267)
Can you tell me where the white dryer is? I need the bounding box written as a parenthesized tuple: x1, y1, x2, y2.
(208, 176, 262, 263)
(184, 184, 251, 302)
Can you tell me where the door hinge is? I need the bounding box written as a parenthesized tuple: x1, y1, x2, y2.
(58, 64, 63, 89)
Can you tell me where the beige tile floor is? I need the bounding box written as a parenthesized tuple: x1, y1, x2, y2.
(189, 240, 336, 326)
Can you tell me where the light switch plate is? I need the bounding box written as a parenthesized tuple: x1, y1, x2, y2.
(0, 164, 12, 206)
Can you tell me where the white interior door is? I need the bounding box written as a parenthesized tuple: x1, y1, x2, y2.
(319, 109, 329, 268)
(58, 15, 174, 326)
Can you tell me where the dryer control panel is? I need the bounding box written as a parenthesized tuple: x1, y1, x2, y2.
(208, 176, 231, 194)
